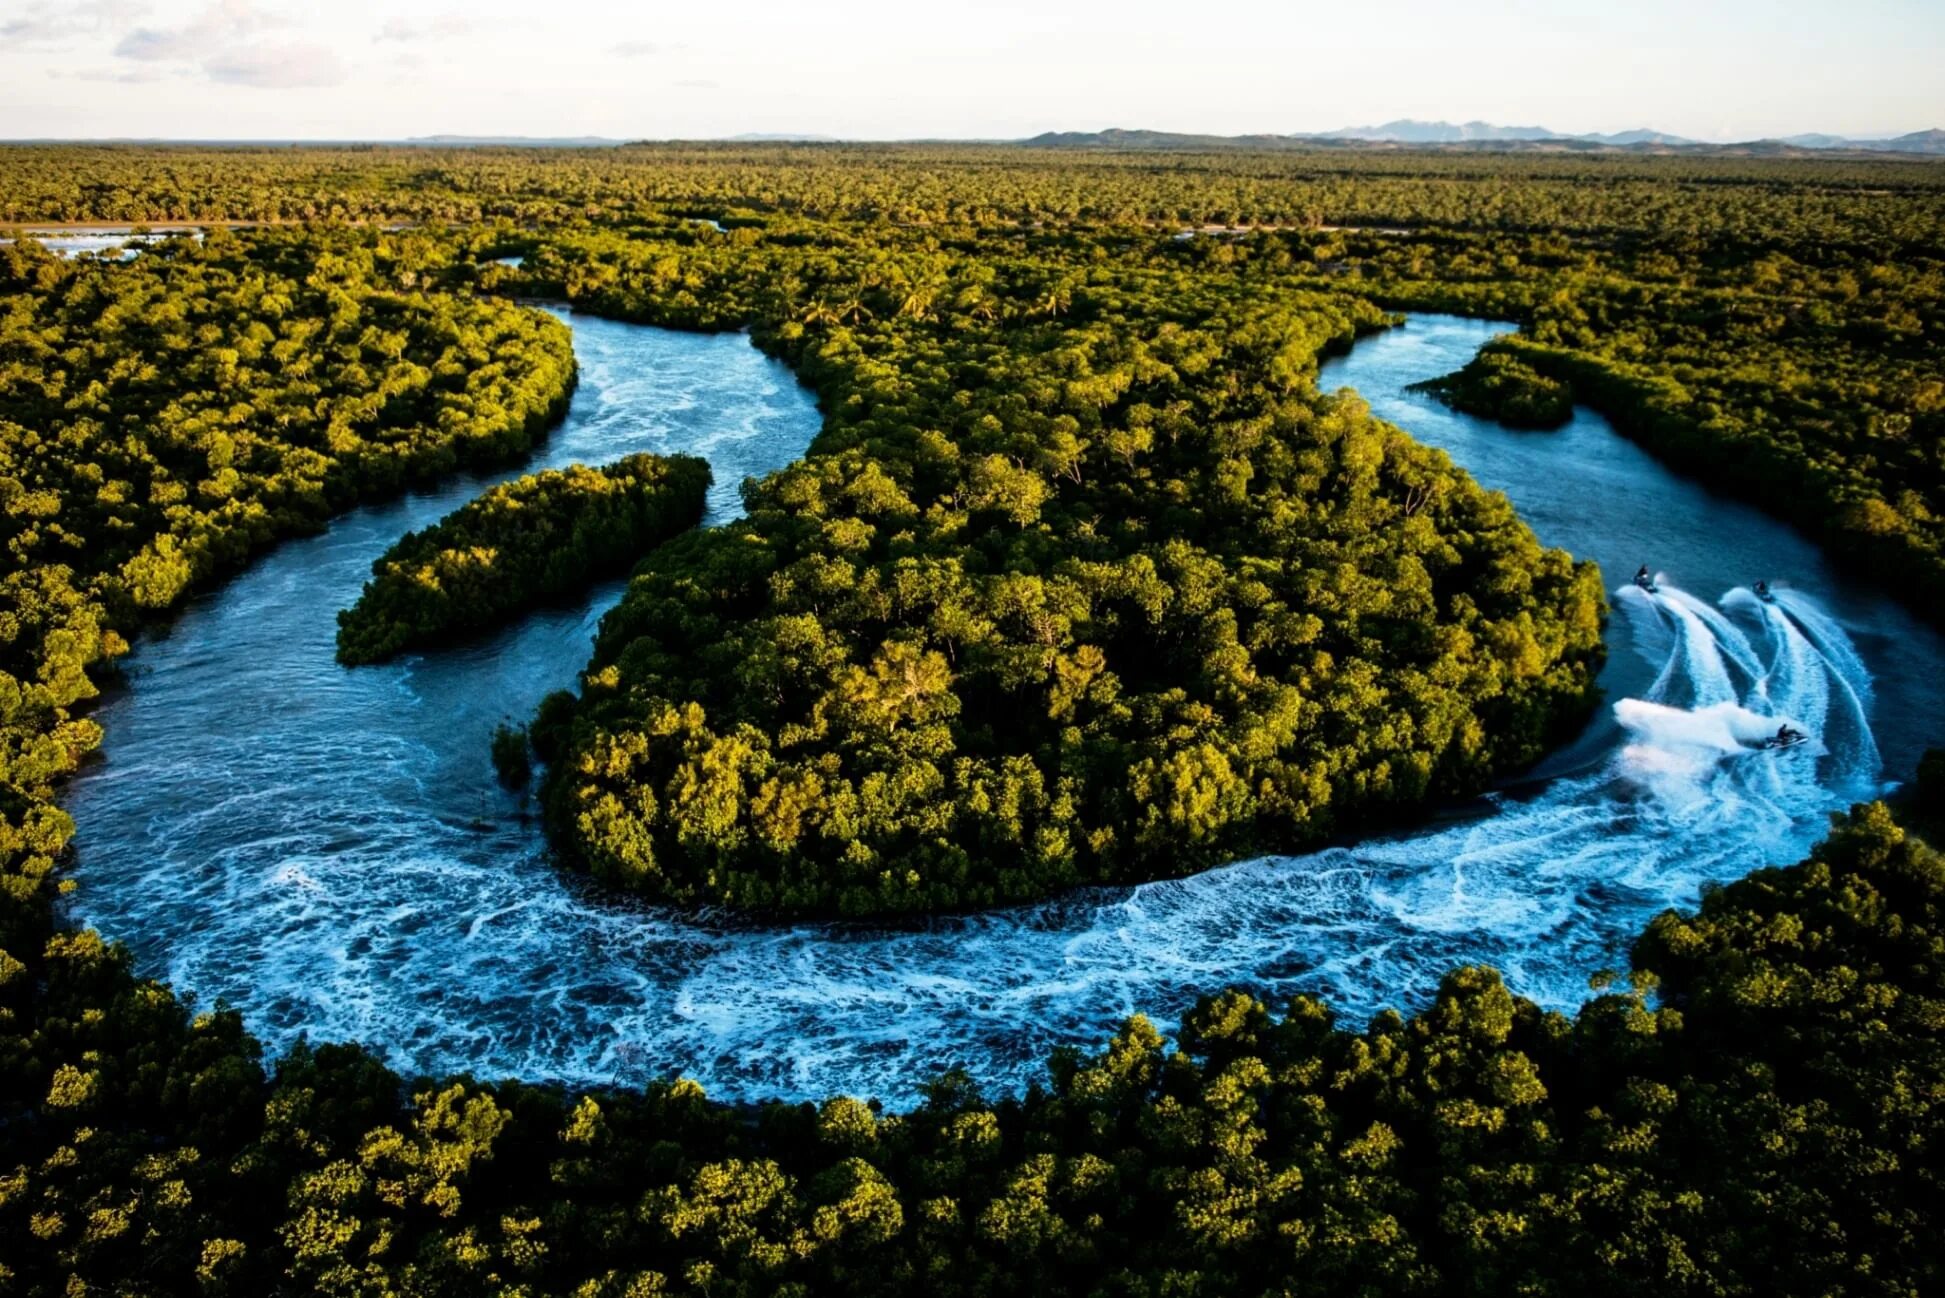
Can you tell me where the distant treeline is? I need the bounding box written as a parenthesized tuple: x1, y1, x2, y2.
(3, 142, 1941, 242)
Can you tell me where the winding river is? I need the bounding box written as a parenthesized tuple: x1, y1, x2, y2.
(63, 309, 1945, 1103)
(6, 230, 200, 259)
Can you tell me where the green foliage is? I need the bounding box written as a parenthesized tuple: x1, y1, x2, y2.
(529, 231, 1604, 916)
(1415, 343, 1576, 428)
(491, 723, 532, 789)
(0, 224, 575, 955)
(0, 145, 1940, 1295)
(4, 142, 1941, 242)
(337, 453, 712, 664)
(1323, 227, 1945, 612)
(0, 803, 1939, 1296)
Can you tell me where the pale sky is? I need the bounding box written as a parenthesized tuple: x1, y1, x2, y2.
(2, 0, 1940, 142)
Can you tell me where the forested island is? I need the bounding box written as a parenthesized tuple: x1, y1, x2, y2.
(529, 240, 1605, 916)
(1411, 347, 1576, 427)
(337, 453, 712, 665)
(1, 143, 1941, 1295)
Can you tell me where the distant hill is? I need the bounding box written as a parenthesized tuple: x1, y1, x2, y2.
(1588, 128, 1695, 146)
(1302, 119, 1694, 146)
(1769, 128, 1945, 153)
(1019, 126, 1684, 153)
(1018, 122, 1945, 156)
(20, 125, 1937, 156)
(1022, 129, 1317, 152)
(1877, 128, 1945, 153)
(1311, 119, 1562, 142)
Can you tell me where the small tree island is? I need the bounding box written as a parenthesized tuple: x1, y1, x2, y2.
(337, 453, 713, 665)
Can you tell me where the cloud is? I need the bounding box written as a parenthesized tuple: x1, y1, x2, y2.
(67, 65, 174, 84)
(376, 14, 474, 42)
(204, 41, 344, 88)
(114, 26, 203, 60)
(100, 2, 342, 90)
(676, 79, 719, 90)
(1, 16, 72, 43)
(610, 40, 658, 56)
(114, 0, 280, 62)
(3, 0, 147, 47)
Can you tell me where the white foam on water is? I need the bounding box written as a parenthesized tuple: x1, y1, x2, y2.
(1773, 586, 1875, 706)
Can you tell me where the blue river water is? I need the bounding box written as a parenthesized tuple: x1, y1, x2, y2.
(62, 309, 1945, 1102)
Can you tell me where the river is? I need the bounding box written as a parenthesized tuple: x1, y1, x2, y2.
(62, 309, 1945, 1102)
(4, 230, 202, 259)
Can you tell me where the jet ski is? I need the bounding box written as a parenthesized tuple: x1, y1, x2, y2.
(1632, 564, 1657, 594)
(1754, 580, 1775, 603)
(1756, 724, 1810, 752)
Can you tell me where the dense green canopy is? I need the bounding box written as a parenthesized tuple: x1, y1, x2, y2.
(2, 799, 1940, 1297)
(521, 233, 1603, 916)
(0, 143, 1939, 1296)
(0, 228, 574, 956)
(1413, 348, 1576, 428)
(337, 453, 712, 665)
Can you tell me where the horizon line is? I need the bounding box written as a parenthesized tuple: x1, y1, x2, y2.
(2, 125, 1941, 145)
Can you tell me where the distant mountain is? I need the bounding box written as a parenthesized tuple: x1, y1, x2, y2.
(1877, 128, 1945, 154)
(1584, 128, 1694, 146)
(1300, 120, 1697, 145)
(1022, 129, 1315, 152)
(1017, 123, 1945, 156)
(725, 133, 842, 143)
(1311, 119, 1560, 143)
(1762, 128, 1945, 154)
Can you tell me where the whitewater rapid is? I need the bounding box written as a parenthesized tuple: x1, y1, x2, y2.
(63, 311, 1933, 1103)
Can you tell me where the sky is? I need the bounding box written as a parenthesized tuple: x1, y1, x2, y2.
(2, 0, 1941, 142)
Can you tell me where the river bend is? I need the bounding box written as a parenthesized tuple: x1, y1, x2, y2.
(64, 310, 1945, 1102)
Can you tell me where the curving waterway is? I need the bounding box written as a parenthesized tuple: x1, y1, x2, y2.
(5, 230, 202, 259)
(64, 310, 1945, 1103)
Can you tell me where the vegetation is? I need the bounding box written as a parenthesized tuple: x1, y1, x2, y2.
(0, 801, 1937, 1296)
(4, 142, 1941, 239)
(9, 143, 1937, 607)
(491, 722, 533, 788)
(0, 226, 574, 960)
(0, 144, 1940, 1294)
(1413, 344, 1576, 427)
(1319, 226, 1945, 609)
(518, 231, 1604, 917)
(337, 453, 712, 665)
